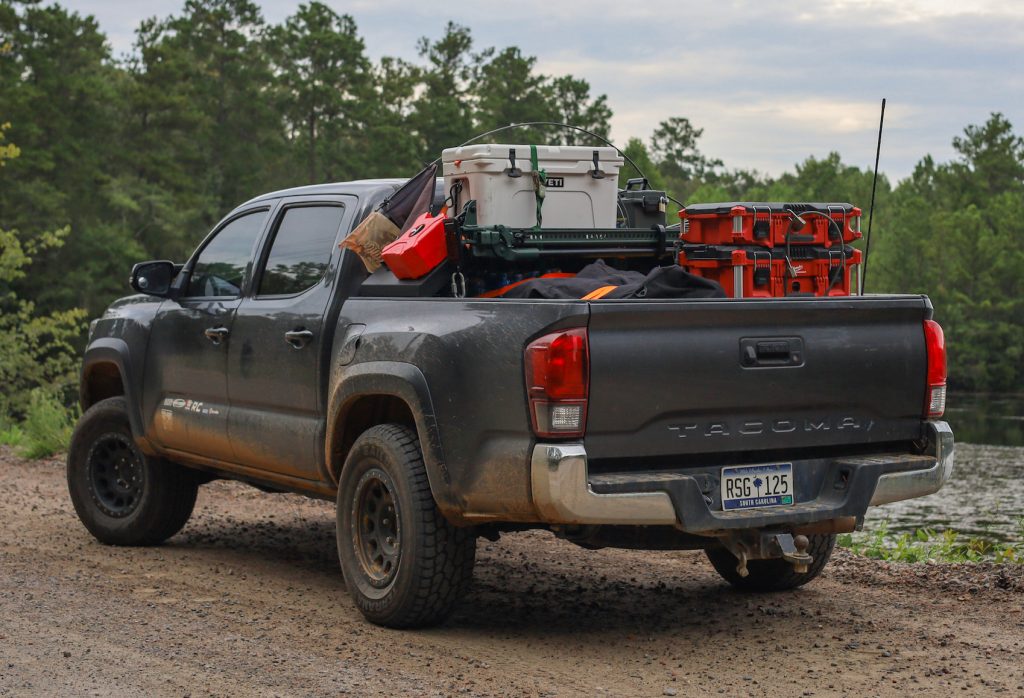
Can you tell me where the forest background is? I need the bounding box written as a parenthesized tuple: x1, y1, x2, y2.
(2, 0, 1022, 439)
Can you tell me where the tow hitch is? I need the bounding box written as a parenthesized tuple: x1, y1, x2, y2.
(718, 532, 812, 577)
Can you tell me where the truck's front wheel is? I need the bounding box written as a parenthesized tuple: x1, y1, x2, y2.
(67, 397, 199, 546)
(705, 534, 836, 591)
(336, 424, 475, 628)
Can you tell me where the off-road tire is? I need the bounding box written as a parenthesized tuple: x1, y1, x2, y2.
(705, 534, 836, 591)
(336, 424, 475, 628)
(67, 397, 198, 546)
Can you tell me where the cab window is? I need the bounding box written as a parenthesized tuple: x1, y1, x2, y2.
(257, 205, 345, 297)
(186, 210, 268, 298)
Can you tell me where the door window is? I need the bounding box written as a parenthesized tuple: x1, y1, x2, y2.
(257, 205, 345, 297)
(186, 210, 269, 298)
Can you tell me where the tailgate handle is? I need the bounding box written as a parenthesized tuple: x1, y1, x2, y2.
(741, 337, 804, 367)
(756, 341, 790, 359)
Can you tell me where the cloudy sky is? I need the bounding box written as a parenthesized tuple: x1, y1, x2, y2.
(65, 0, 1024, 181)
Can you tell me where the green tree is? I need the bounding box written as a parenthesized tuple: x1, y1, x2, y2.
(651, 117, 723, 181)
(0, 124, 86, 418)
(412, 22, 476, 159)
(472, 46, 553, 143)
(268, 2, 371, 183)
(0, 1, 140, 315)
(872, 113, 1024, 391)
(618, 137, 667, 191)
(546, 75, 612, 145)
(757, 152, 888, 205)
(164, 0, 284, 211)
(349, 55, 423, 177)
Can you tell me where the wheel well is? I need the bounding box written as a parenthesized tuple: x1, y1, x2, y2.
(82, 362, 125, 409)
(330, 395, 416, 483)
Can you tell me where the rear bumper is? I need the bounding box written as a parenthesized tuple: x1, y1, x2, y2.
(869, 421, 954, 505)
(530, 421, 954, 533)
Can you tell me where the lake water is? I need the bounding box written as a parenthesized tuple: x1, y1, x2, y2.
(870, 393, 1024, 542)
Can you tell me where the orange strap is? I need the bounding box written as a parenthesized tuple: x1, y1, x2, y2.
(581, 285, 618, 300)
(477, 272, 575, 298)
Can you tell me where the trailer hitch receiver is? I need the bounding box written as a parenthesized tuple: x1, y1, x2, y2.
(717, 531, 814, 576)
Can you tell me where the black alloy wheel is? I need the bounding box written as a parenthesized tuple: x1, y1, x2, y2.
(67, 397, 199, 546)
(87, 432, 145, 518)
(351, 469, 401, 588)
(335, 423, 476, 628)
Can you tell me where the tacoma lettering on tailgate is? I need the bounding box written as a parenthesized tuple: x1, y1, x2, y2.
(668, 417, 875, 438)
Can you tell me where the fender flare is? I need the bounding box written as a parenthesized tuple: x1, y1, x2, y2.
(81, 339, 149, 447)
(325, 361, 458, 515)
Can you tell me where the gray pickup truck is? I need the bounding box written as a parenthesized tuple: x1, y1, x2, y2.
(69, 179, 954, 628)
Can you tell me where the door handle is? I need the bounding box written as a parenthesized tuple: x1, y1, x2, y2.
(284, 328, 314, 349)
(204, 326, 230, 345)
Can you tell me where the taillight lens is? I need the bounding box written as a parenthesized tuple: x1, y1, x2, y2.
(923, 319, 946, 418)
(525, 328, 589, 438)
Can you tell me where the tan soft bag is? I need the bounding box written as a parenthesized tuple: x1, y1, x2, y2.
(341, 210, 401, 273)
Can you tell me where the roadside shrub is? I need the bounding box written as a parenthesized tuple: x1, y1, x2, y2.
(0, 421, 25, 448)
(18, 389, 76, 459)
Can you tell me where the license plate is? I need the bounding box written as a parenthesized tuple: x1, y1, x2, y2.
(721, 463, 794, 510)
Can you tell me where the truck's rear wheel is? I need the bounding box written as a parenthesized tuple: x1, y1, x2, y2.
(67, 397, 198, 546)
(336, 424, 475, 628)
(705, 534, 836, 591)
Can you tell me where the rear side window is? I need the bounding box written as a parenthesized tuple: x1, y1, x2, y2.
(257, 205, 345, 296)
(187, 210, 268, 297)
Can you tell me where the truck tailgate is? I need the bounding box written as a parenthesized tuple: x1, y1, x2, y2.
(584, 296, 930, 460)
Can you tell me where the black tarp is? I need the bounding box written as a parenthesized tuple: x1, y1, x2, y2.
(380, 163, 439, 233)
(500, 260, 726, 299)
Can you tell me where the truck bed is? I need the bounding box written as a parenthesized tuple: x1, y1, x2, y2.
(336, 292, 934, 524)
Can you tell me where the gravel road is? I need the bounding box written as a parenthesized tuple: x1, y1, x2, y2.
(2, 447, 1022, 697)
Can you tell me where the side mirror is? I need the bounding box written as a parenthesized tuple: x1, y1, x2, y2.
(130, 260, 176, 297)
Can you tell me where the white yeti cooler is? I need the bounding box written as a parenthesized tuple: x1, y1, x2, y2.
(442, 144, 623, 229)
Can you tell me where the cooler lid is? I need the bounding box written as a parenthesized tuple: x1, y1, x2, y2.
(442, 143, 623, 165)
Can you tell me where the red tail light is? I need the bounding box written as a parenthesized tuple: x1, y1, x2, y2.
(923, 319, 946, 418)
(525, 328, 589, 438)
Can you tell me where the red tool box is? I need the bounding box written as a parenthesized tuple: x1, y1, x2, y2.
(679, 202, 862, 248)
(677, 244, 862, 298)
(381, 211, 450, 279)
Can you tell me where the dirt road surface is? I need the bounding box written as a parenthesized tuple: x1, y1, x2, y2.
(1, 448, 1022, 697)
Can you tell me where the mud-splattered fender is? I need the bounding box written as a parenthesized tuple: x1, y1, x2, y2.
(325, 361, 459, 517)
(81, 338, 155, 454)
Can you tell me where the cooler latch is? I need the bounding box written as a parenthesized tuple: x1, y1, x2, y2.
(506, 148, 522, 178)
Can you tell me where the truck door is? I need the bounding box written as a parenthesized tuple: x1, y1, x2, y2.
(146, 207, 271, 462)
(226, 197, 353, 480)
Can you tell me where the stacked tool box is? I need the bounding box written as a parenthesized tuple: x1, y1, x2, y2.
(677, 202, 863, 297)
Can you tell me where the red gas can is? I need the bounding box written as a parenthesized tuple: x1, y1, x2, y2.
(381, 212, 449, 279)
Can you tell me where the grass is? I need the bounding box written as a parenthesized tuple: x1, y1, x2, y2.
(838, 519, 1024, 564)
(1, 390, 76, 459)
(0, 422, 25, 448)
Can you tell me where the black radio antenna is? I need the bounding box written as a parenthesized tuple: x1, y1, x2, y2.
(861, 98, 886, 293)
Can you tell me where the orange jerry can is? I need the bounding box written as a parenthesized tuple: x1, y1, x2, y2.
(381, 212, 449, 279)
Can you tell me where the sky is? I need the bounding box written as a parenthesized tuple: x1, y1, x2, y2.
(65, 0, 1024, 182)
